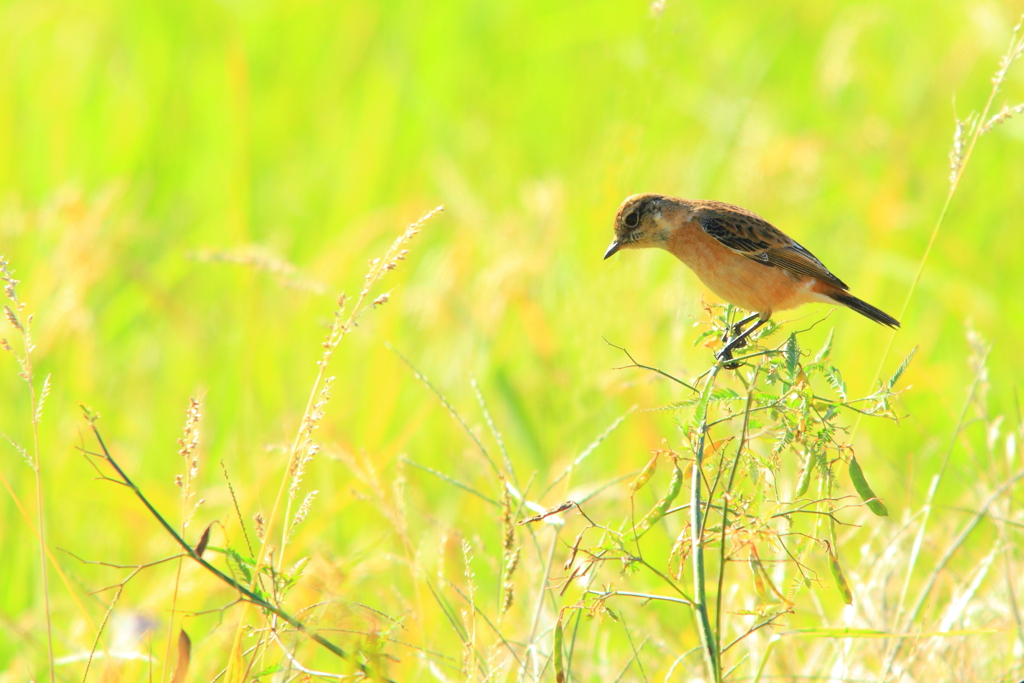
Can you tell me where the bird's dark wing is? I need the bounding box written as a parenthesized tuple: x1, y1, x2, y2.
(698, 203, 848, 290)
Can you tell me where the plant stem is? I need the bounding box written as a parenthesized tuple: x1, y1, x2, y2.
(715, 374, 759, 676)
(859, 18, 1022, 412)
(30, 378, 55, 683)
(2, 262, 56, 683)
(692, 364, 722, 682)
(83, 419, 394, 682)
(220, 207, 440, 679)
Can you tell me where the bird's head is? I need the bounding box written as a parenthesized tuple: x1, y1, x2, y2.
(604, 193, 675, 259)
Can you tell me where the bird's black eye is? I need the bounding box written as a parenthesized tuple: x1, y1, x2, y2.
(624, 210, 640, 228)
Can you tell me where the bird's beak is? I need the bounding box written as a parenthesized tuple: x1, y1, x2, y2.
(603, 239, 622, 260)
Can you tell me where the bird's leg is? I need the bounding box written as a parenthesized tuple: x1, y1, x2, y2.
(721, 312, 761, 349)
(716, 316, 768, 368)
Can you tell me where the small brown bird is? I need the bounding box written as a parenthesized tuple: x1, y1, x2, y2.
(604, 194, 899, 365)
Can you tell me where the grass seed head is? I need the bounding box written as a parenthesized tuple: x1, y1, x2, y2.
(253, 512, 265, 541)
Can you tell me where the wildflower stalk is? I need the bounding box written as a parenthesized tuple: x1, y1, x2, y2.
(863, 16, 1024, 403)
(691, 363, 722, 682)
(715, 378, 758, 676)
(223, 206, 442, 682)
(79, 414, 395, 681)
(1, 258, 55, 683)
(162, 398, 203, 683)
(581, 303, 908, 679)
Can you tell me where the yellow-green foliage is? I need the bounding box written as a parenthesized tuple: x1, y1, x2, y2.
(2, 1, 1024, 681)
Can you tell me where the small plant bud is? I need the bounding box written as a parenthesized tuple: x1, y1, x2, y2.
(4, 306, 21, 331)
(253, 512, 265, 541)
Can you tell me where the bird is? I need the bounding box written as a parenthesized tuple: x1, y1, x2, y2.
(603, 193, 899, 366)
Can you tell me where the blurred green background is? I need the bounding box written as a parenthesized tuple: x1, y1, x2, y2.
(2, 0, 1023, 678)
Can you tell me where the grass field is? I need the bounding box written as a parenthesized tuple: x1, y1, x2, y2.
(3, 0, 1024, 680)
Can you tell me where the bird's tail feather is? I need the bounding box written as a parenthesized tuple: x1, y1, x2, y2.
(827, 291, 900, 328)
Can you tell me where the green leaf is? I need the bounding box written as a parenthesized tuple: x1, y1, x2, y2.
(887, 346, 919, 389)
(785, 334, 799, 379)
(671, 387, 742, 410)
(693, 327, 721, 347)
(814, 329, 834, 363)
(711, 387, 740, 401)
(759, 320, 782, 340)
(825, 366, 847, 402)
(694, 385, 715, 426)
(849, 456, 888, 516)
(772, 428, 795, 457)
(251, 666, 284, 679)
(817, 422, 835, 444)
(226, 548, 254, 583)
(283, 557, 310, 590)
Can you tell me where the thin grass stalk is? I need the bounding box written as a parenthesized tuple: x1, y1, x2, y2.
(460, 540, 479, 678)
(858, 17, 1023, 413)
(750, 634, 779, 683)
(81, 583, 128, 683)
(0, 465, 121, 682)
(82, 418, 396, 681)
(882, 452, 1024, 677)
(221, 206, 440, 679)
(163, 543, 186, 677)
(28, 380, 55, 683)
(396, 356, 557, 672)
(223, 320, 334, 680)
(31, 381, 53, 683)
(612, 615, 649, 683)
(780, 463, 833, 640)
(715, 374, 759, 675)
(883, 343, 990, 675)
(1003, 547, 1024, 653)
(472, 376, 519, 487)
(542, 413, 630, 500)
(663, 646, 702, 681)
(445, 581, 526, 671)
(163, 399, 201, 683)
(862, 28, 1024, 671)
(390, 345, 502, 479)
(838, 22, 1024, 653)
(885, 471, 1024, 671)
(584, 589, 691, 606)
(278, 378, 330, 571)
(401, 457, 500, 507)
(564, 609, 583, 679)
(1005, 401, 1024, 653)
(1, 260, 55, 683)
(521, 529, 560, 683)
(691, 363, 722, 682)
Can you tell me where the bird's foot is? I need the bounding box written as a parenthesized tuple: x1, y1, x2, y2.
(715, 346, 742, 370)
(728, 323, 750, 349)
(720, 323, 750, 350)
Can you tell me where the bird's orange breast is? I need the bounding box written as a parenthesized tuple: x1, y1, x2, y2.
(664, 220, 830, 317)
